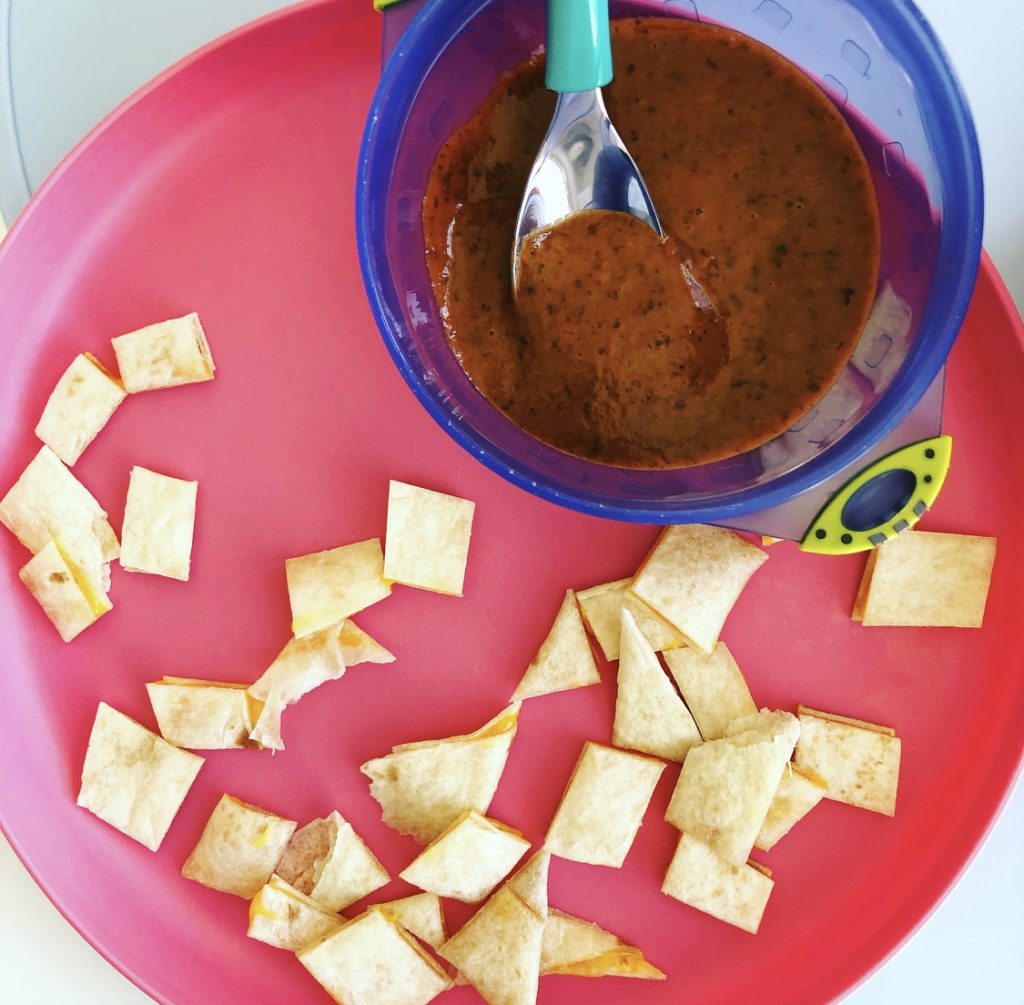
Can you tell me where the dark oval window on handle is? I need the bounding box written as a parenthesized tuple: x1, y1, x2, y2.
(841, 468, 917, 532)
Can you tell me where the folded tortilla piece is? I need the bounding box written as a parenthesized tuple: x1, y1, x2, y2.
(541, 909, 665, 979)
(576, 578, 685, 661)
(372, 893, 447, 949)
(19, 538, 111, 641)
(755, 763, 828, 851)
(339, 619, 395, 667)
(506, 851, 550, 921)
(146, 677, 263, 749)
(248, 874, 343, 952)
(663, 642, 757, 741)
(111, 312, 215, 393)
(77, 703, 204, 851)
(119, 466, 198, 581)
(662, 832, 774, 934)
(182, 794, 297, 898)
(299, 909, 452, 1005)
(34, 353, 127, 466)
(362, 704, 520, 844)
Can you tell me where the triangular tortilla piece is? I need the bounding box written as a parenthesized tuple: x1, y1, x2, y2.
(662, 833, 774, 934)
(628, 525, 768, 653)
(362, 705, 520, 843)
(34, 352, 127, 466)
(511, 590, 600, 701)
(856, 530, 996, 627)
(339, 619, 395, 666)
(247, 625, 347, 750)
(373, 893, 447, 949)
(147, 677, 262, 749)
(576, 579, 685, 660)
(384, 480, 476, 596)
(111, 312, 215, 392)
(19, 538, 110, 641)
(182, 794, 297, 898)
(76, 703, 204, 851)
(663, 643, 757, 740)
(400, 810, 530, 903)
(248, 875, 343, 952)
(286, 538, 392, 639)
(299, 909, 452, 1005)
(613, 610, 701, 762)
(439, 886, 544, 1005)
(665, 709, 800, 865)
(755, 764, 828, 851)
(541, 910, 665, 979)
(794, 706, 900, 815)
(545, 741, 665, 868)
(119, 466, 198, 581)
(506, 851, 550, 921)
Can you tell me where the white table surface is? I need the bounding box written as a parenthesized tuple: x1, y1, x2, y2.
(0, 1, 1021, 1003)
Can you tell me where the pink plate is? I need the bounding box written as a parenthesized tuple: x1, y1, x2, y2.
(0, 2, 1022, 1003)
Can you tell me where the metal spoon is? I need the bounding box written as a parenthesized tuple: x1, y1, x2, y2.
(512, 0, 663, 293)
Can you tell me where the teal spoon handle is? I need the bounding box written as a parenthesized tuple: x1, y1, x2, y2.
(546, 0, 613, 93)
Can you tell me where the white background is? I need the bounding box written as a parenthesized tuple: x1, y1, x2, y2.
(0, 0, 1021, 1003)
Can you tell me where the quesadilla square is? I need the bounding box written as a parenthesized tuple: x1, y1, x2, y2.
(286, 538, 392, 639)
(854, 530, 996, 628)
(795, 705, 901, 815)
(663, 642, 757, 740)
(613, 609, 701, 762)
(19, 538, 111, 641)
(545, 741, 665, 868)
(111, 312, 215, 393)
(506, 851, 550, 921)
(372, 893, 447, 949)
(34, 353, 126, 466)
(77, 702, 203, 851)
(182, 794, 297, 898)
(146, 677, 262, 750)
(119, 466, 198, 581)
(299, 909, 452, 1005)
(665, 709, 800, 865)
(576, 578, 685, 661)
(541, 909, 665, 979)
(662, 832, 774, 934)
(399, 810, 530, 903)
(755, 764, 828, 851)
(439, 885, 545, 1005)
(384, 480, 475, 596)
(339, 619, 395, 667)
(362, 704, 519, 843)
(512, 589, 600, 701)
(628, 525, 768, 653)
(275, 811, 389, 913)
(248, 875, 343, 952)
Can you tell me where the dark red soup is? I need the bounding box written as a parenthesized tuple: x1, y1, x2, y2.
(423, 17, 881, 468)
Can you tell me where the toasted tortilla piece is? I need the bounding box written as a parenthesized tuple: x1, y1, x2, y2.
(795, 706, 900, 815)
(541, 910, 664, 979)
(662, 833, 774, 934)
(77, 703, 203, 851)
(506, 851, 550, 921)
(628, 525, 768, 653)
(545, 741, 665, 868)
(111, 312, 215, 392)
(0, 444, 119, 571)
(755, 764, 828, 851)
(665, 709, 800, 865)
(613, 609, 701, 762)
(373, 893, 447, 949)
(247, 624, 346, 750)
(248, 875, 343, 952)
(182, 794, 297, 898)
(146, 677, 262, 749)
(851, 550, 878, 622)
(287, 538, 392, 639)
(856, 530, 996, 627)
(34, 353, 127, 466)
(512, 589, 600, 701)
(384, 480, 475, 596)
(19, 539, 111, 641)
(440, 885, 545, 1005)
(275, 811, 389, 912)
(362, 704, 519, 843)
(663, 642, 757, 740)
(400, 810, 530, 903)
(119, 466, 198, 581)
(339, 619, 395, 667)
(300, 909, 452, 1005)
(576, 579, 685, 661)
